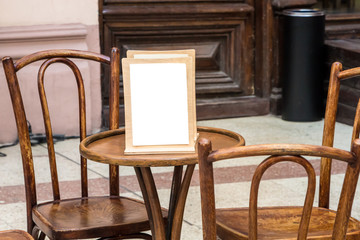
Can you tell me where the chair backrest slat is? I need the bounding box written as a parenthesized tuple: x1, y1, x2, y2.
(38, 57, 88, 199)
(352, 100, 360, 143)
(320, 62, 360, 209)
(14, 50, 110, 71)
(249, 155, 316, 240)
(320, 62, 342, 209)
(208, 143, 356, 164)
(198, 139, 216, 240)
(109, 47, 120, 196)
(3, 57, 37, 233)
(333, 139, 360, 239)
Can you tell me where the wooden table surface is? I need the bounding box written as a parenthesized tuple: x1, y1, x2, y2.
(79, 126, 244, 240)
(80, 126, 244, 167)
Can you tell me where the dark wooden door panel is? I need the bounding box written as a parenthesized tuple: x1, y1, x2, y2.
(100, 1, 269, 125)
(109, 24, 252, 95)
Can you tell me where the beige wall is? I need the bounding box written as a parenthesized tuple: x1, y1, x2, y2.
(0, 0, 98, 26)
(0, 0, 101, 144)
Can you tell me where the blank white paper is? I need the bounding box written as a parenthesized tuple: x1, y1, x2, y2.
(129, 63, 189, 146)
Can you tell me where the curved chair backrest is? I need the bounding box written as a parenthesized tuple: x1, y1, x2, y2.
(198, 138, 360, 240)
(2, 48, 120, 233)
(249, 154, 316, 240)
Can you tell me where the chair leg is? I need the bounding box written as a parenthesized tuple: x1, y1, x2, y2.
(31, 227, 40, 240)
(38, 232, 46, 240)
(31, 227, 46, 240)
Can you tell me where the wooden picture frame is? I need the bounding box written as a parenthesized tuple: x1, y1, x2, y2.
(122, 50, 197, 154)
(127, 49, 197, 138)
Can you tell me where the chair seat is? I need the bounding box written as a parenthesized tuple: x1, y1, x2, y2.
(216, 206, 360, 240)
(33, 196, 168, 239)
(0, 230, 33, 240)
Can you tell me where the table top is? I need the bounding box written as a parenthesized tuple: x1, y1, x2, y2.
(80, 126, 245, 167)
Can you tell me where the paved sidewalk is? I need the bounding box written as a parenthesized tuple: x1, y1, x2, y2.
(0, 115, 359, 239)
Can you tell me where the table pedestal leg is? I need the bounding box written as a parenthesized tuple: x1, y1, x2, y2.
(135, 167, 166, 240)
(135, 164, 195, 240)
(166, 166, 183, 239)
(170, 164, 195, 240)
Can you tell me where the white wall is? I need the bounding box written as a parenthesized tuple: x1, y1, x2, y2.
(0, 0, 101, 144)
(0, 0, 98, 26)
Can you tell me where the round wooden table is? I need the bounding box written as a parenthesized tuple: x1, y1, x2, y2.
(80, 126, 244, 240)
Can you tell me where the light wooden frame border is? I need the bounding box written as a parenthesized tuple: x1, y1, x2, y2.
(122, 52, 196, 155)
(127, 49, 197, 138)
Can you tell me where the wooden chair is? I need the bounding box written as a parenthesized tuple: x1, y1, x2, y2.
(0, 230, 34, 240)
(198, 62, 360, 240)
(2, 48, 166, 239)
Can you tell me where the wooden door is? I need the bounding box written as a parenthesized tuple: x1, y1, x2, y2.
(99, 0, 269, 126)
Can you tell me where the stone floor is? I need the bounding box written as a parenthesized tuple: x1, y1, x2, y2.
(0, 114, 358, 239)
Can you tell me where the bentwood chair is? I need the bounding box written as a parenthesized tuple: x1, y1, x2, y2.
(199, 137, 360, 239)
(0, 230, 34, 240)
(3, 48, 166, 239)
(198, 61, 360, 240)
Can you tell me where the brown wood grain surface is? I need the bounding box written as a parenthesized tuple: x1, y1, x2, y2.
(80, 126, 245, 167)
(98, 0, 267, 123)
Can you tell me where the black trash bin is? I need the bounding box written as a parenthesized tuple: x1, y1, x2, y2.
(281, 9, 325, 122)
